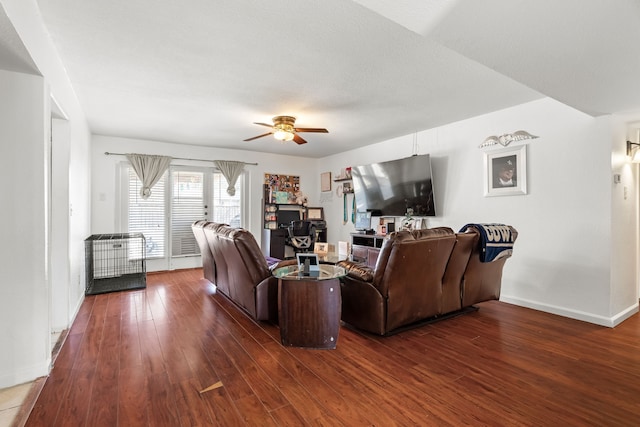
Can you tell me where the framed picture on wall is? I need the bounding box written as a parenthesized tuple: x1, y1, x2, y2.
(320, 172, 331, 192)
(306, 207, 324, 220)
(484, 145, 527, 197)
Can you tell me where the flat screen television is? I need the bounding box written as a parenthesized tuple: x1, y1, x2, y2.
(351, 154, 436, 217)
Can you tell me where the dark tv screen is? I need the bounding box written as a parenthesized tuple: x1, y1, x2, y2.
(277, 209, 301, 228)
(351, 154, 436, 217)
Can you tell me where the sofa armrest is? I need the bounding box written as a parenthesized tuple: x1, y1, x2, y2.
(270, 258, 297, 271)
(336, 260, 374, 282)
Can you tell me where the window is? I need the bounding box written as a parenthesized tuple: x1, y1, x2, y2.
(124, 165, 243, 260)
(212, 172, 242, 227)
(128, 168, 166, 258)
(171, 170, 205, 257)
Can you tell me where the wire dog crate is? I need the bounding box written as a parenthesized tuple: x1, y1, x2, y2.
(85, 233, 146, 295)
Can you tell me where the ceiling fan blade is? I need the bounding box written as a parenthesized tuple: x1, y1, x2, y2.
(243, 132, 273, 142)
(253, 122, 274, 128)
(293, 134, 308, 145)
(294, 127, 329, 133)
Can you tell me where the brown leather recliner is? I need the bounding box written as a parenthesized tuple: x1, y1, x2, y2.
(441, 231, 477, 314)
(194, 222, 283, 322)
(203, 222, 232, 296)
(338, 227, 457, 335)
(338, 225, 518, 335)
(192, 220, 216, 284)
(460, 225, 519, 306)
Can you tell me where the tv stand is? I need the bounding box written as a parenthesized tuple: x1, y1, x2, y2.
(354, 229, 375, 235)
(350, 233, 386, 268)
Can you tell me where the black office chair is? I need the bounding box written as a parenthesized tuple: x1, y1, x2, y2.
(287, 220, 316, 253)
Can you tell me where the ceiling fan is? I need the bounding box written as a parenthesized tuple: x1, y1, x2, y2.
(244, 115, 328, 145)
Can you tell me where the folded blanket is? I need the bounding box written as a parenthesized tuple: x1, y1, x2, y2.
(460, 223, 515, 262)
(265, 256, 281, 268)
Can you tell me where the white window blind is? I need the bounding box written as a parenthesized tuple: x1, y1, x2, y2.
(213, 172, 242, 227)
(128, 168, 166, 258)
(171, 170, 205, 256)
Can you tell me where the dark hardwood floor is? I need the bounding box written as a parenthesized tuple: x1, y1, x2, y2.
(24, 268, 640, 426)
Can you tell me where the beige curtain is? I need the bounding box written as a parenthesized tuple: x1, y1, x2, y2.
(214, 160, 245, 196)
(126, 153, 172, 199)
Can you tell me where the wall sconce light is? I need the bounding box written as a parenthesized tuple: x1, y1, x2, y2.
(627, 140, 640, 162)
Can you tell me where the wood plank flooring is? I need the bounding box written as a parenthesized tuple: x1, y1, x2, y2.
(25, 268, 640, 426)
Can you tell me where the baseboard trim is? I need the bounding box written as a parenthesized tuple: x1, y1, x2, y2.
(499, 295, 639, 327)
(611, 303, 639, 326)
(0, 361, 49, 390)
(11, 376, 46, 427)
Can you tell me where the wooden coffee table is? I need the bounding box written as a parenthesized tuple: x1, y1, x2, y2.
(272, 264, 346, 349)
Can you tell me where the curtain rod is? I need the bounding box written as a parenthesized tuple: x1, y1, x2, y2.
(104, 151, 258, 166)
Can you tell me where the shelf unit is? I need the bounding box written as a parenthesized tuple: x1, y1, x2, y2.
(263, 184, 302, 230)
(334, 175, 353, 194)
(350, 233, 386, 268)
(264, 202, 278, 230)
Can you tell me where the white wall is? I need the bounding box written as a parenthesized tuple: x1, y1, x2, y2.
(2, 0, 92, 327)
(51, 118, 70, 331)
(91, 135, 318, 271)
(611, 118, 640, 322)
(318, 98, 639, 326)
(66, 119, 91, 318)
(0, 0, 92, 388)
(0, 70, 51, 386)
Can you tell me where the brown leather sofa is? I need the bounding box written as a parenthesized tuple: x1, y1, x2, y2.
(192, 220, 215, 284)
(192, 221, 288, 322)
(337, 225, 518, 335)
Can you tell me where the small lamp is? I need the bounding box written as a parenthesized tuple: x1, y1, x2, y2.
(627, 140, 640, 163)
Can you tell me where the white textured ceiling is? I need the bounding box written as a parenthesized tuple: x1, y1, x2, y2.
(25, 0, 640, 157)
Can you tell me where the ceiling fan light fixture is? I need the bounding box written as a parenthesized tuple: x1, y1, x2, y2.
(273, 122, 295, 141)
(274, 130, 294, 141)
(244, 115, 326, 145)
